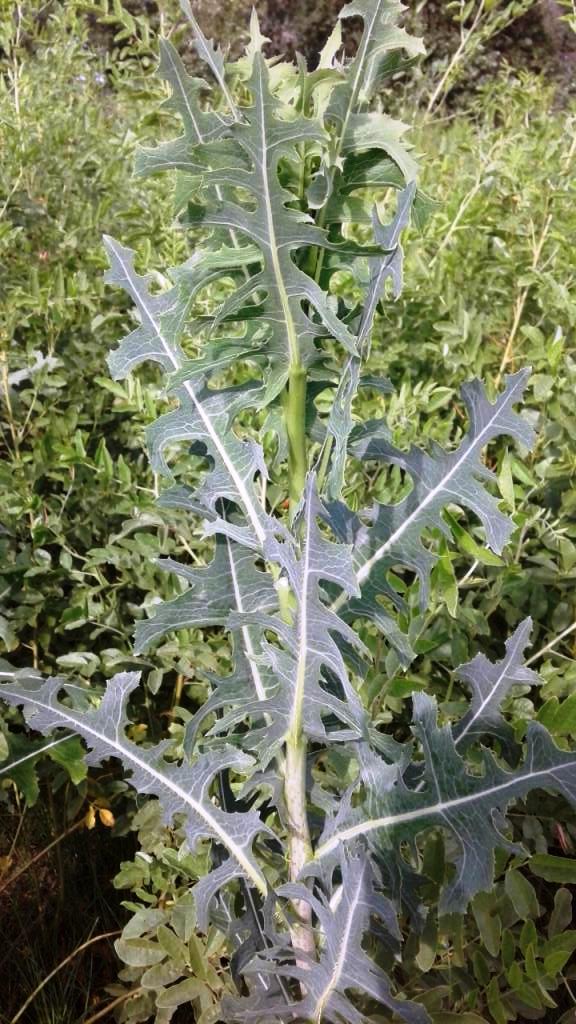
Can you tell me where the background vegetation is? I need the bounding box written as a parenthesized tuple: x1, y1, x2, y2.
(0, 0, 574, 1021)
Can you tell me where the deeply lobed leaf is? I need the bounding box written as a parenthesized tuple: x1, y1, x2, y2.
(317, 690, 576, 913)
(328, 369, 535, 663)
(0, 672, 270, 927)
(226, 851, 428, 1024)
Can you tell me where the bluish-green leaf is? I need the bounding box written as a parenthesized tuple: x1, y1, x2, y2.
(0, 673, 269, 926)
(316, 689, 576, 913)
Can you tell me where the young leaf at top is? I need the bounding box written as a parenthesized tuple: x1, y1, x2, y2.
(177, 53, 361, 403)
(318, 0, 424, 196)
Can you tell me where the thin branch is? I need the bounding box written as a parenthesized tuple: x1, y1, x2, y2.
(429, 175, 484, 267)
(526, 621, 576, 667)
(494, 210, 552, 389)
(425, 0, 485, 115)
(79, 989, 145, 1024)
(10, 931, 121, 1024)
(0, 818, 85, 897)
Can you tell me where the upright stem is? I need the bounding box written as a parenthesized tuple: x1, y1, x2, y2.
(279, 33, 367, 948)
(285, 364, 307, 507)
(280, 29, 378, 959)
(282, 358, 315, 963)
(285, 736, 315, 960)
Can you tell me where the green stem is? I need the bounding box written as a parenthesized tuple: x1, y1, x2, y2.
(285, 365, 307, 507)
(282, 361, 315, 964)
(285, 736, 315, 962)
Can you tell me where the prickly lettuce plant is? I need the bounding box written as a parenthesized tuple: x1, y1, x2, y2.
(3, 3, 576, 1021)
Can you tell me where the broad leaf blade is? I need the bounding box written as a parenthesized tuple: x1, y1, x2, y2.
(229, 475, 369, 746)
(178, 53, 360, 405)
(310, 0, 424, 218)
(319, 183, 415, 500)
(134, 536, 275, 654)
(135, 38, 231, 176)
(337, 0, 425, 105)
(0, 673, 269, 924)
(104, 236, 272, 552)
(317, 691, 576, 913)
(226, 851, 428, 1023)
(330, 370, 535, 661)
(134, 532, 284, 766)
(325, 150, 437, 231)
(454, 617, 540, 756)
(180, 0, 240, 120)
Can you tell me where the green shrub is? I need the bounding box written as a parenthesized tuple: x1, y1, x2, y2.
(1, 4, 575, 1023)
(0, 1, 194, 691)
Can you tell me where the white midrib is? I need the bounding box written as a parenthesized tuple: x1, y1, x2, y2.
(2, 687, 267, 894)
(181, 0, 240, 121)
(316, 756, 576, 860)
(455, 626, 526, 747)
(357, 209, 407, 350)
(357, 262, 386, 349)
(110, 246, 266, 548)
(329, 249, 388, 407)
(315, 0, 381, 249)
(225, 536, 267, 703)
(166, 44, 235, 215)
(164, 42, 202, 140)
(338, 1, 380, 156)
(225, 539, 287, 778)
(331, 374, 525, 614)
(256, 66, 301, 368)
(313, 868, 364, 1022)
(0, 734, 71, 774)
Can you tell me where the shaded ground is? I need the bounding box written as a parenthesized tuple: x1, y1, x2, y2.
(0, 798, 134, 1022)
(7, 0, 575, 89)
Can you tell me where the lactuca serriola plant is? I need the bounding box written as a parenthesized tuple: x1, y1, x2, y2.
(2, 2, 575, 1021)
